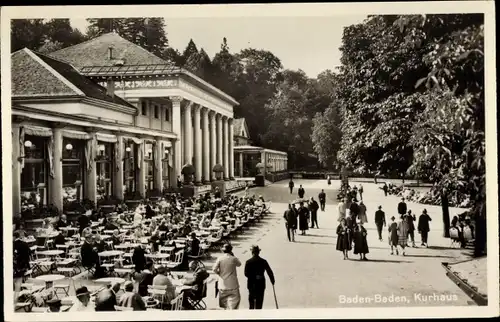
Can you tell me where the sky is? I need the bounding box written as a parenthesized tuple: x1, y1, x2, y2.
(70, 15, 367, 78)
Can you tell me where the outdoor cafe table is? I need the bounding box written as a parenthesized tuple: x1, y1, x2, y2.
(114, 243, 139, 250)
(98, 250, 124, 264)
(35, 274, 65, 295)
(38, 249, 64, 260)
(95, 277, 125, 285)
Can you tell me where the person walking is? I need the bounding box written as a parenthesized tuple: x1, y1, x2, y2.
(288, 179, 294, 194)
(388, 216, 398, 255)
(297, 202, 309, 235)
(374, 206, 386, 241)
(349, 200, 360, 223)
(337, 198, 347, 222)
(244, 245, 275, 310)
(283, 204, 297, 242)
(327, 175, 331, 186)
(358, 184, 364, 201)
(397, 198, 407, 217)
(405, 210, 417, 247)
(418, 209, 432, 247)
(358, 201, 368, 224)
(214, 243, 242, 310)
(308, 197, 320, 229)
(383, 183, 388, 196)
(353, 220, 369, 260)
(318, 189, 326, 212)
(396, 215, 410, 256)
(336, 218, 352, 260)
(298, 185, 305, 199)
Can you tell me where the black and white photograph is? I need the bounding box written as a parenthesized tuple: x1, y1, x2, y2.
(1, 2, 498, 321)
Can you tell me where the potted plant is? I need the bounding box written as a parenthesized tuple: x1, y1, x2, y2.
(182, 164, 195, 185)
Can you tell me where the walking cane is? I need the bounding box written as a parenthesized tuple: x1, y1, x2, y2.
(272, 284, 279, 309)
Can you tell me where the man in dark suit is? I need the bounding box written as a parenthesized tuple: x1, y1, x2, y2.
(318, 189, 326, 211)
(288, 179, 294, 194)
(182, 261, 210, 309)
(55, 214, 69, 230)
(374, 205, 386, 241)
(132, 245, 147, 273)
(244, 245, 275, 310)
(14, 231, 31, 303)
(95, 283, 120, 311)
(298, 185, 305, 199)
(398, 197, 407, 217)
(308, 197, 320, 229)
(283, 204, 297, 242)
(81, 234, 105, 278)
(187, 232, 201, 257)
(78, 211, 90, 235)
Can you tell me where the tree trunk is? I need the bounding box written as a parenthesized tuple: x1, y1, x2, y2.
(474, 207, 487, 257)
(441, 192, 451, 238)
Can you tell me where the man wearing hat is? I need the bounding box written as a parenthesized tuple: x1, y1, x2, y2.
(118, 281, 146, 311)
(71, 286, 94, 312)
(46, 298, 62, 312)
(374, 206, 386, 241)
(244, 245, 275, 309)
(214, 243, 241, 310)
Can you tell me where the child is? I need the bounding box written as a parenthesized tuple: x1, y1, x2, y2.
(388, 216, 398, 255)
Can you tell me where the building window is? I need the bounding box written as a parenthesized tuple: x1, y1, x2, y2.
(20, 135, 48, 210)
(123, 141, 137, 195)
(144, 142, 154, 192)
(62, 138, 85, 203)
(141, 101, 148, 116)
(154, 105, 159, 119)
(165, 107, 170, 122)
(96, 142, 114, 201)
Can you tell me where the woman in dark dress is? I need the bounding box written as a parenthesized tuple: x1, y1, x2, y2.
(353, 220, 369, 260)
(388, 216, 398, 255)
(336, 218, 352, 260)
(298, 202, 310, 235)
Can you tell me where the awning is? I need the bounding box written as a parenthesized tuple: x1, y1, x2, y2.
(62, 129, 92, 140)
(96, 133, 118, 143)
(23, 125, 52, 137)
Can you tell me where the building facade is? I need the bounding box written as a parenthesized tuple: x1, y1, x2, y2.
(11, 33, 239, 216)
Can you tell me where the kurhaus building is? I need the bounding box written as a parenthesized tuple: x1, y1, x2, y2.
(11, 32, 287, 217)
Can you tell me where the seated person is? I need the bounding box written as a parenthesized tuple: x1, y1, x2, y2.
(181, 261, 210, 309)
(93, 234, 106, 253)
(187, 232, 201, 257)
(111, 230, 122, 246)
(80, 230, 105, 278)
(145, 203, 155, 220)
(53, 231, 66, 245)
(77, 212, 91, 235)
(118, 281, 146, 311)
(152, 266, 176, 304)
(55, 214, 69, 230)
(135, 260, 155, 297)
(95, 283, 120, 311)
(132, 245, 147, 273)
(103, 218, 119, 231)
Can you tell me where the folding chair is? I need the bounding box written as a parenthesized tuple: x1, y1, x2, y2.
(170, 292, 184, 311)
(187, 279, 208, 310)
(147, 285, 168, 310)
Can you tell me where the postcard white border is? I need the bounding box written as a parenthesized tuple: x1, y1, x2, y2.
(1, 2, 498, 321)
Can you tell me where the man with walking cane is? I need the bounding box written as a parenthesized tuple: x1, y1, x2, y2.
(244, 245, 275, 309)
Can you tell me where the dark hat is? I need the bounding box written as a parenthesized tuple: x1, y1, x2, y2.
(47, 298, 62, 307)
(251, 245, 261, 253)
(391, 216, 396, 220)
(75, 286, 90, 297)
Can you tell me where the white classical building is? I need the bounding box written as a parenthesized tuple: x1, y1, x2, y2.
(11, 32, 240, 216)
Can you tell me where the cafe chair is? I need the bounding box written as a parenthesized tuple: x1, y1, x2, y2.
(187, 279, 208, 310)
(170, 292, 184, 311)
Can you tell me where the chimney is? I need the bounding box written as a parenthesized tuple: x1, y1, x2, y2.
(106, 78, 115, 97)
(108, 47, 113, 60)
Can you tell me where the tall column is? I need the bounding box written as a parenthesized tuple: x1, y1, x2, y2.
(137, 141, 146, 197)
(216, 114, 223, 167)
(171, 97, 182, 186)
(114, 134, 124, 199)
(228, 118, 234, 179)
(222, 116, 229, 180)
(50, 126, 64, 212)
(12, 123, 21, 217)
(154, 138, 163, 191)
(193, 105, 202, 185)
(85, 134, 97, 203)
(184, 102, 193, 165)
(239, 152, 244, 178)
(209, 112, 217, 181)
(202, 108, 210, 184)
(260, 151, 266, 175)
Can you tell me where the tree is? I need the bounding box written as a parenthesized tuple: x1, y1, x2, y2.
(86, 18, 124, 38)
(37, 40, 64, 54)
(311, 105, 342, 168)
(45, 19, 86, 48)
(161, 47, 183, 66)
(180, 39, 199, 67)
(11, 19, 47, 52)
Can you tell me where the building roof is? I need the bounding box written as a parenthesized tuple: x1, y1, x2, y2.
(11, 48, 136, 109)
(49, 32, 167, 68)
